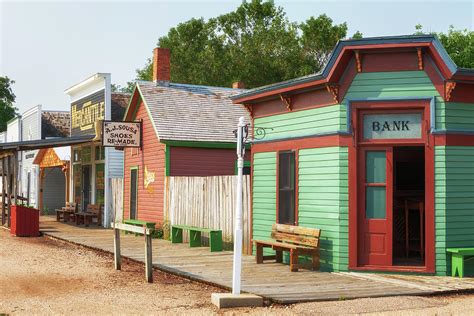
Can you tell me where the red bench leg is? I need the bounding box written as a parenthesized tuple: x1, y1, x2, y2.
(290, 249, 299, 272)
(276, 250, 283, 263)
(256, 244, 264, 264)
(312, 249, 320, 270)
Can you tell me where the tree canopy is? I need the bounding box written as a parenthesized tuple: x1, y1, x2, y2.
(126, 0, 361, 91)
(124, 1, 473, 93)
(415, 24, 474, 68)
(0, 76, 17, 132)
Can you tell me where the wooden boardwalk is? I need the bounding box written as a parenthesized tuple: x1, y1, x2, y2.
(39, 217, 474, 304)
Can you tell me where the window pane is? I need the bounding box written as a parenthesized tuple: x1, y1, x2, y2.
(366, 151, 386, 183)
(278, 152, 295, 224)
(366, 186, 386, 219)
(279, 190, 295, 224)
(130, 169, 138, 219)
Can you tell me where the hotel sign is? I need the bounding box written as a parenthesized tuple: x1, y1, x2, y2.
(363, 113, 422, 139)
(102, 121, 141, 148)
(71, 89, 105, 136)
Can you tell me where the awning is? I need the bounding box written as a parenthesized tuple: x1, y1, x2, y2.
(0, 135, 95, 153)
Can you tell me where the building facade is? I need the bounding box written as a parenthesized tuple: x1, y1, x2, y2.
(121, 48, 250, 225)
(232, 35, 474, 276)
(65, 73, 128, 226)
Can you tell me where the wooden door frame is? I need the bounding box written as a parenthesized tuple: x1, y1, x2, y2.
(357, 146, 394, 267)
(348, 99, 435, 273)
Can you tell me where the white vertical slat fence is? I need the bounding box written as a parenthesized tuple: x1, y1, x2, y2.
(164, 175, 251, 254)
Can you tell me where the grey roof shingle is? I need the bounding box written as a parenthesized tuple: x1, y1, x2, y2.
(136, 81, 250, 143)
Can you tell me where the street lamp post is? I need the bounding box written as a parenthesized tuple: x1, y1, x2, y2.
(232, 116, 246, 294)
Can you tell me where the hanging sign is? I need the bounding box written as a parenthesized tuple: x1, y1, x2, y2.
(71, 89, 106, 136)
(363, 113, 422, 139)
(101, 121, 141, 147)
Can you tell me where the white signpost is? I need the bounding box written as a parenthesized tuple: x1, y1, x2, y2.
(211, 116, 263, 308)
(102, 121, 141, 147)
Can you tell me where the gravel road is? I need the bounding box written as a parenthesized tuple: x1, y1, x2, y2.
(0, 228, 472, 315)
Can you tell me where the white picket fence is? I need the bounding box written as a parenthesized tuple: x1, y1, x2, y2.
(164, 175, 252, 254)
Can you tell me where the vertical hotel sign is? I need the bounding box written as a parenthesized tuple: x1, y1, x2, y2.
(71, 89, 105, 136)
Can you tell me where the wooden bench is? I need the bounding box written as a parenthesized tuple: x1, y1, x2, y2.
(253, 224, 321, 272)
(171, 225, 222, 252)
(123, 219, 156, 235)
(447, 248, 474, 278)
(75, 204, 102, 227)
(55, 202, 77, 222)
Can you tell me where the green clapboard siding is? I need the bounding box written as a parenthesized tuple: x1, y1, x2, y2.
(254, 104, 346, 141)
(254, 71, 474, 143)
(252, 152, 277, 250)
(298, 147, 349, 271)
(435, 146, 474, 276)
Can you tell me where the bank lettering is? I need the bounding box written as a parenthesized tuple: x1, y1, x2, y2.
(372, 120, 410, 132)
(363, 113, 422, 140)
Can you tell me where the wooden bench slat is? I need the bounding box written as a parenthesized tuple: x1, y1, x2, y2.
(271, 231, 319, 248)
(273, 223, 321, 237)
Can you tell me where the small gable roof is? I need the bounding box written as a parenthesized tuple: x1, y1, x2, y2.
(232, 34, 474, 103)
(125, 81, 250, 143)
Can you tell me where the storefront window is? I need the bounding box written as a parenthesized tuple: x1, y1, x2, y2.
(278, 151, 296, 225)
(73, 148, 81, 162)
(95, 163, 105, 206)
(95, 146, 105, 161)
(81, 146, 91, 163)
(73, 164, 82, 204)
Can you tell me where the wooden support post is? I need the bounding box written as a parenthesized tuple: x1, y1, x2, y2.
(6, 155, 11, 228)
(114, 228, 121, 270)
(145, 233, 153, 283)
(13, 151, 18, 206)
(2, 157, 5, 225)
(112, 222, 153, 283)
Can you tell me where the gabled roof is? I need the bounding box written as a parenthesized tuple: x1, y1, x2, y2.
(125, 81, 250, 143)
(232, 34, 474, 103)
(42, 111, 70, 138)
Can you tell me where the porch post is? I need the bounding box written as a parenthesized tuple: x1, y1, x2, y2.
(6, 155, 11, 227)
(1, 157, 5, 225)
(13, 151, 18, 207)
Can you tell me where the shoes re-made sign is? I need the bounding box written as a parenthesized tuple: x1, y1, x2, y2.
(101, 121, 142, 148)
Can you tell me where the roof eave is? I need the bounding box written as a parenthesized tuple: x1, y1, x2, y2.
(232, 35, 463, 103)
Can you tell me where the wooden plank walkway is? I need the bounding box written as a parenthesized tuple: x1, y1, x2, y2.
(39, 217, 474, 304)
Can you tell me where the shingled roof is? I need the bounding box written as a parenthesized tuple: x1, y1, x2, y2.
(41, 111, 70, 138)
(111, 92, 130, 121)
(131, 81, 250, 143)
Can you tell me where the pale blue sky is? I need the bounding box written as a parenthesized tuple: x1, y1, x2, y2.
(1, 0, 473, 114)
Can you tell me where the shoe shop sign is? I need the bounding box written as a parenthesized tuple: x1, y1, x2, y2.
(363, 113, 422, 139)
(102, 121, 142, 148)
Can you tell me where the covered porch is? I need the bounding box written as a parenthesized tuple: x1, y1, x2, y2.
(39, 216, 474, 304)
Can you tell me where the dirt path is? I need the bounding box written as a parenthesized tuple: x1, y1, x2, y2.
(0, 228, 473, 315)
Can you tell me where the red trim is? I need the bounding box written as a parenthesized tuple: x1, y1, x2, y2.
(434, 134, 474, 146)
(295, 149, 299, 226)
(252, 134, 351, 153)
(348, 99, 436, 273)
(351, 265, 434, 273)
(249, 151, 254, 253)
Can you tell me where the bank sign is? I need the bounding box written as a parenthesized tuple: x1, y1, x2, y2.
(363, 113, 422, 139)
(102, 121, 141, 148)
(71, 89, 105, 136)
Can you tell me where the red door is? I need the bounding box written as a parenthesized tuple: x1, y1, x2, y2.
(358, 147, 393, 266)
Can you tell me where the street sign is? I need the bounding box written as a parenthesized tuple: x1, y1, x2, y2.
(102, 121, 141, 148)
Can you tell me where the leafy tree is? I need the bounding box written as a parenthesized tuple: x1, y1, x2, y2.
(128, 0, 362, 89)
(0, 76, 17, 132)
(415, 24, 474, 68)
